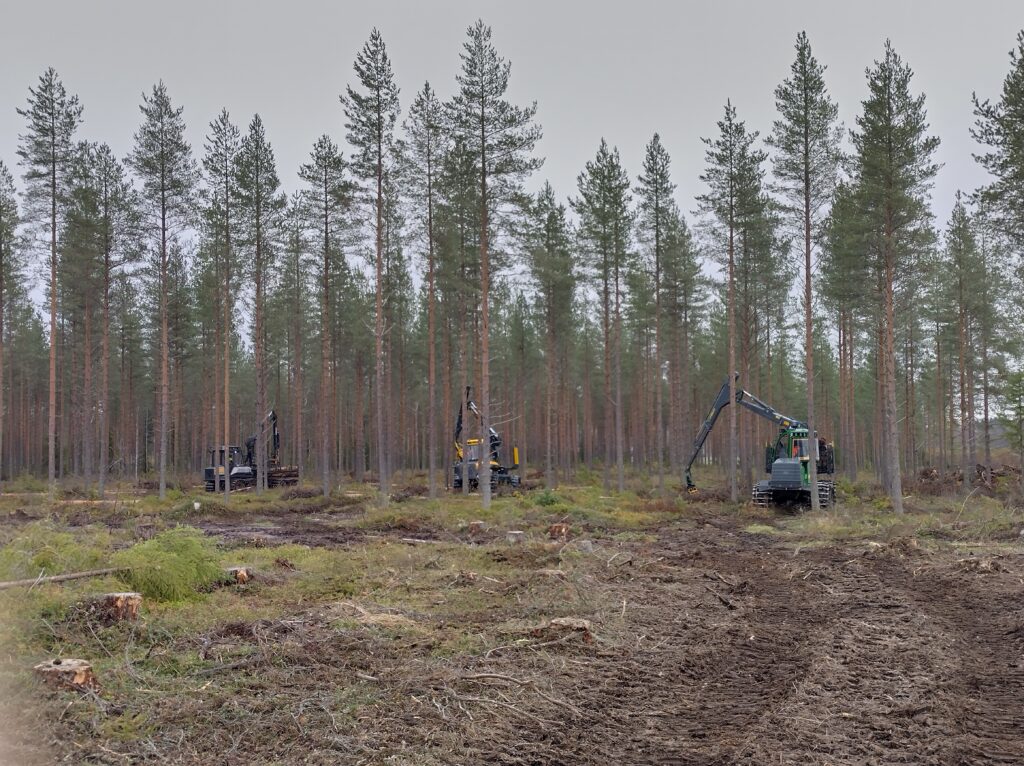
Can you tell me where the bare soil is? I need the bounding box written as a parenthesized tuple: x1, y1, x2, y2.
(7, 512, 1024, 765)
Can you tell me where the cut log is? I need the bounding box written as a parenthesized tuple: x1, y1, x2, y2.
(85, 592, 142, 623)
(33, 658, 98, 691)
(0, 567, 123, 591)
(226, 567, 253, 584)
(506, 530, 526, 545)
(548, 523, 570, 541)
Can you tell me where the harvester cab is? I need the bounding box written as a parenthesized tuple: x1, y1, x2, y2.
(452, 386, 521, 491)
(684, 373, 836, 508)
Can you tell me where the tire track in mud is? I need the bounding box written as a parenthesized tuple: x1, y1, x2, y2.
(533, 536, 841, 765)
(866, 553, 1024, 765)
(465, 535, 1023, 766)
(736, 551, 962, 765)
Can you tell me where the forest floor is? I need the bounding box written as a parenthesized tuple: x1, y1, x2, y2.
(0, 474, 1022, 764)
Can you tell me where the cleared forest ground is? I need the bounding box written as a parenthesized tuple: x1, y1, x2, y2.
(1, 479, 1022, 764)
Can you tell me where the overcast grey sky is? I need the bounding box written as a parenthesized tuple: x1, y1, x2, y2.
(1, 0, 1021, 233)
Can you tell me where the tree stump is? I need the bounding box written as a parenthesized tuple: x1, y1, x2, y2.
(86, 592, 142, 623)
(226, 567, 253, 584)
(506, 530, 525, 545)
(547, 523, 570, 541)
(33, 659, 98, 691)
(468, 520, 487, 536)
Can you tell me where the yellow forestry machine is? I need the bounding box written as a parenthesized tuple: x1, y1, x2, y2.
(452, 386, 521, 491)
(204, 410, 298, 491)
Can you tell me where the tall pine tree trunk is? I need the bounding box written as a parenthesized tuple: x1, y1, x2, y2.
(479, 125, 492, 509)
(159, 201, 169, 500)
(654, 220, 664, 495)
(803, 155, 819, 510)
(602, 259, 612, 493)
(321, 189, 331, 497)
(426, 162, 438, 499)
(375, 124, 387, 503)
(881, 234, 904, 513)
(727, 217, 738, 503)
(48, 145, 58, 500)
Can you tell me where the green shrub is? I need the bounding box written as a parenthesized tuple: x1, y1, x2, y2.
(6, 473, 47, 493)
(535, 489, 561, 507)
(112, 526, 223, 601)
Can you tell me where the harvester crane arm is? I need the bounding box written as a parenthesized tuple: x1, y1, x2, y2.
(684, 374, 805, 491)
(245, 410, 280, 467)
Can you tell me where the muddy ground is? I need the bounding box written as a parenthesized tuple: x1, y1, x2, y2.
(3, 498, 1023, 765)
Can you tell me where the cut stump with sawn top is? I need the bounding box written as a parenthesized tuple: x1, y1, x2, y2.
(33, 658, 98, 691)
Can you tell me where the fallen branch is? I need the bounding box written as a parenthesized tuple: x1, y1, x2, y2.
(462, 673, 583, 719)
(704, 585, 737, 610)
(0, 567, 124, 591)
(444, 687, 557, 728)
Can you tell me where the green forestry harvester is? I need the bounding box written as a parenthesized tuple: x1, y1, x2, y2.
(452, 386, 521, 492)
(203, 410, 298, 492)
(684, 374, 836, 508)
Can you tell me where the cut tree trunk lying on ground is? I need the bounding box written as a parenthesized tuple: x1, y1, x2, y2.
(0, 567, 123, 591)
(33, 658, 98, 690)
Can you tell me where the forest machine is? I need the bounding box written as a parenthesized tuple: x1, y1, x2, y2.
(452, 386, 521, 491)
(684, 374, 836, 508)
(203, 410, 299, 491)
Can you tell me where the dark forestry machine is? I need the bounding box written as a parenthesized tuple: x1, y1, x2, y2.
(203, 410, 299, 492)
(452, 386, 521, 492)
(685, 374, 836, 508)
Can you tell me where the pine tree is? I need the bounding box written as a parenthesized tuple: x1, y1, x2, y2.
(661, 207, 703, 477)
(698, 102, 764, 502)
(17, 68, 83, 499)
(236, 114, 285, 493)
(448, 19, 542, 508)
(89, 145, 136, 496)
(524, 182, 576, 487)
(973, 31, 1024, 248)
(275, 197, 312, 479)
(298, 134, 349, 497)
(201, 108, 240, 501)
(1000, 370, 1024, 492)
(403, 82, 447, 498)
(341, 28, 400, 503)
(943, 193, 981, 493)
(129, 82, 197, 498)
(434, 137, 482, 494)
(850, 42, 938, 513)
(820, 180, 871, 480)
(636, 133, 676, 494)
(573, 140, 631, 492)
(0, 161, 22, 488)
(768, 31, 842, 510)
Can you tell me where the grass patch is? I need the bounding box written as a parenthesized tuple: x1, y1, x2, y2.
(0, 520, 113, 579)
(743, 523, 779, 535)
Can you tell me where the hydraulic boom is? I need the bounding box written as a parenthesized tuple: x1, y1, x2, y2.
(684, 373, 835, 508)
